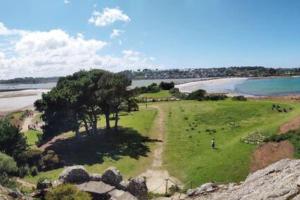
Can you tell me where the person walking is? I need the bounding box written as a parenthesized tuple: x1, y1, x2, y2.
(211, 138, 216, 149)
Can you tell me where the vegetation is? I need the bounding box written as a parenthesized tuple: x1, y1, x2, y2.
(162, 100, 300, 186)
(159, 81, 175, 90)
(45, 184, 92, 200)
(0, 118, 27, 161)
(35, 69, 135, 142)
(139, 90, 172, 99)
(232, 96, 247, 101)
(0, 152, 18, 175)
(264, 131, 300, 158)
(123, 66, 300, 79)
(25, 107, 157, 183)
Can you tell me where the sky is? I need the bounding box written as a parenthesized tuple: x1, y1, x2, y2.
(1, 0, 300, 78)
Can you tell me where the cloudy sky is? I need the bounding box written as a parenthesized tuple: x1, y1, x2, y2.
(1, 0, 300, 78)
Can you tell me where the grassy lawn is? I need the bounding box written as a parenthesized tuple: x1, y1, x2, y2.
(139, 90, 172, 99)
(25, 107, 158, 183)
(161, 99, 300, 186)
(24, 130, 42, 148)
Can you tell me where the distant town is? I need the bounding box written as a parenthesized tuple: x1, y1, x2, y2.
(1, 66, 300, 84)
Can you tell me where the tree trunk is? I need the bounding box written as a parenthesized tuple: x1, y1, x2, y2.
(75, 128, 80, 138)
(114, 111, 119, 129)
(105, 112, 111, 129)
(83, 119, 89, 134)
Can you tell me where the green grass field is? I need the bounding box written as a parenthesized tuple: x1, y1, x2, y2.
(25, 107, 157, 183)
(160, 99, 300, 186)
(24, 130, 42, 148)
(139, 90, 172, 99)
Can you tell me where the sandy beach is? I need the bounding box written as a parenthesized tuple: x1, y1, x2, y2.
(175, 77, 248, 94)
(0, 89, 48, 114)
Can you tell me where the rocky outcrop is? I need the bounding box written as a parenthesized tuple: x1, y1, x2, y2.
(101, 167, 123, 187)
(186, 159, 300, 200)
(0, 185, 31, 200)
(56, 166, 148, 200)
(127, 177, 148, 200)
(59, 165, 90, 184)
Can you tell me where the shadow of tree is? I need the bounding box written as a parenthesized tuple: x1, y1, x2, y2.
(45, 127, 162, 166)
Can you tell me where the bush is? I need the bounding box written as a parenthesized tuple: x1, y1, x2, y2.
(0, 173, 16, 189)
(0, 118, 27, 161)
(18, 165, 30, 178)
(186, 89, 207, 100)
(205, 94, 228, 101)
(232, 96, 247, 101)
(0, 152, 18, 175)
(30, 166, 39, 176)
(169, 88, 187, 99)
(40, 150, 63, 171)
(21, 149, 43, 167)
(45, 184, 92, 200)
(159, 81, 175, 90)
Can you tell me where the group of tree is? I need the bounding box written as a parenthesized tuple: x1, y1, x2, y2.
(134, 81, 175, 94)
(35, 69, 138, 142)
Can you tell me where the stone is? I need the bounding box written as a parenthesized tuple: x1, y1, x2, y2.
(127, 177, 148, 200)
(184, 159, 300, 200)
(37, 179, 52, 190)
(59, 165, 90, 184)
(101, 167, 123, 187)
(187, 183, 217, 196)
(109, 189, 138, 200)
(90, 173, 102, 181)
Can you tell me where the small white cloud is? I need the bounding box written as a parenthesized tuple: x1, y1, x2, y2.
(64, 0, 70, 4)
(110, 29, 124, 38)
(89, 7, 130, 27)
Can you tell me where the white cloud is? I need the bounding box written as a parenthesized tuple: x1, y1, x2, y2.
(64, 0, 70, 4)
(0, 22, 155, 79)
(0, 22, 9, 35)
(110, 29, 124, 38)
(88, 8, 130, 27)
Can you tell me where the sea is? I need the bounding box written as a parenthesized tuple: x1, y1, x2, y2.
(1, 77, 300, 112)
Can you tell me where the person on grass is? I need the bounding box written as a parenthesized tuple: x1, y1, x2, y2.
(211, 138, 216, 149)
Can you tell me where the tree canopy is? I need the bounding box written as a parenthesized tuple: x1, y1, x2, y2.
(35, 69, 136, 142)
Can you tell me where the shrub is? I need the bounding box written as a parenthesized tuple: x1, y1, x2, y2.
(205, 94, 228, 101)
(186, 89, 207, 101)
(0, 152, 18, 175)
(0, 118, 27, 161)
(232, 96, 247, 101)
(159, 81, 175, 90)
(40, 150, 63, 171)
(18, 165, 30, 178)
(45, 184, 92, 200)
(30, 166, 39, 176)
(0, 173, 16, 189)
(21, 149, 43, 167)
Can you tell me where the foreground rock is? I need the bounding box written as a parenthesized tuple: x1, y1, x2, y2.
(57, 166, 148, 200)
(0, 184, 32, 200)
(186, 159, 300, 200)
(59, 165, 90, 184)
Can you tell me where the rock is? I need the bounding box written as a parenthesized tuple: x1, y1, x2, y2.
(185, 159, 300, 200)
(127, 177, 148, 200)
(119, 180, 129, 190)
(59, 165, 90, 184)
(37, 179, 52, 190)
(109, 189, 138, 200)
(101, 167, 123, 187)
(187, 183, 217, 196)
(90, 173, 102, 181)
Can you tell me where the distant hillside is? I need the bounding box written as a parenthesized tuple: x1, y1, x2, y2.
(121, 66, 300, 79)
(0, 77, 60, 84)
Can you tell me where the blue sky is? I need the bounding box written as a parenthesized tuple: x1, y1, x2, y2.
(1, 0, 300, 78)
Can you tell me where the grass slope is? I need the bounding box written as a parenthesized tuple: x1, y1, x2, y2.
(161, 100, 300, 186)
(139, 90, 172, 99)
(25, 107, 157, 183)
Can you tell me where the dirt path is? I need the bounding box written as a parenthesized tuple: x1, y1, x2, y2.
(39, 132, 71, 151)
(250, 141, 294, 172)
(21, 113, 36, 132)
(15, 178, 36, 189)
(279, 116, 300, 134)
(140, 105, 181, 194)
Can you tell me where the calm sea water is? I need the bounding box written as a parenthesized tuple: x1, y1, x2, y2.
(235, 77, 300, 96)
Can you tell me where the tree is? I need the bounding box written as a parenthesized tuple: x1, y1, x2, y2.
(159, 81, 175, 90)
(45, 184, 92, 200)
(0, 152, 18, 175)
(0, 118, 27, 160)
(35, 69, 136, 141)
(186, 89, 207, 100)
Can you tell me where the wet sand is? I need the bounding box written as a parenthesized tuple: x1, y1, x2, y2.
(0, 89, 48, 114)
